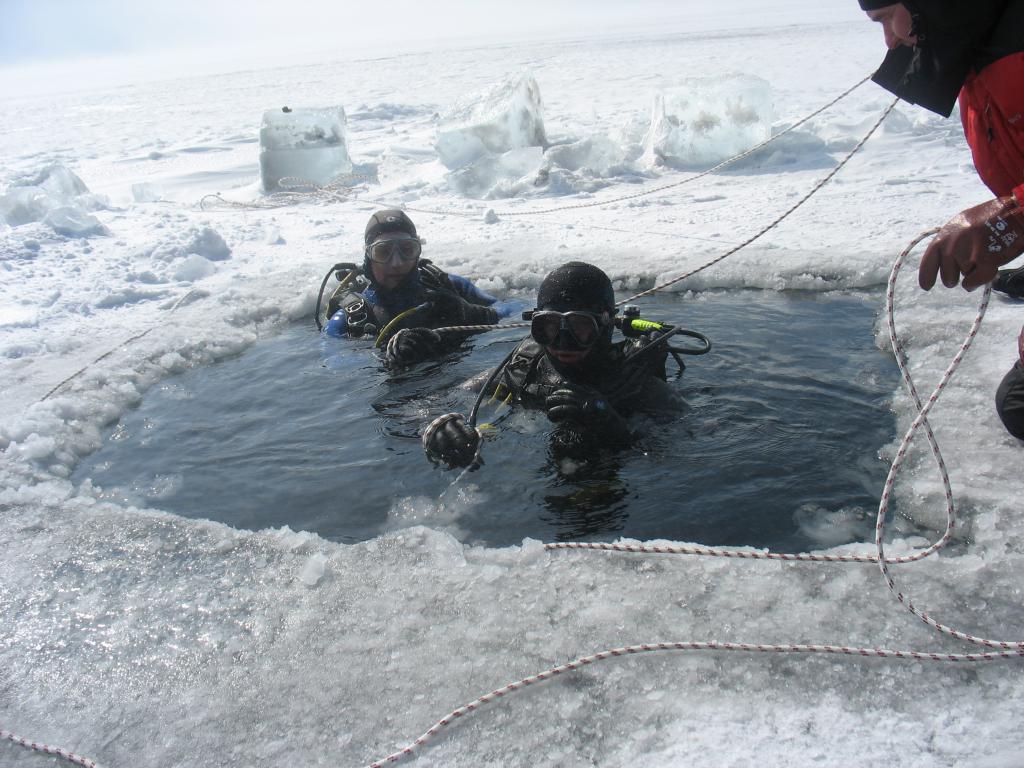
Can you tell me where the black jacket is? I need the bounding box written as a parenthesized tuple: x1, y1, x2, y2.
(872, 0, 1024, 116)
(996, 361, 1024, 439)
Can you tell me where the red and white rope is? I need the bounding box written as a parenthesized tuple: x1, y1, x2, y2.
(0, 729, 104, 768)
(364, 230, 1016, 767)
(368, 639, 1021, 768)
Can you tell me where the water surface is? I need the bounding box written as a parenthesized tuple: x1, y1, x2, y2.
(74, 290, 900, 550)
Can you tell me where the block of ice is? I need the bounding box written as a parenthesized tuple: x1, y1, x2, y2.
(544, 135, 630, 177)
(436, 73, 547, 170)
(642, 74, 774, 168)
(258, 106, 353, 192)
(0, 164, 109, 236)
(448, 146, 544, 198)
(42, 206, 110, 237)
(29, 164, 91, 197)
(0, 186, 52, 227)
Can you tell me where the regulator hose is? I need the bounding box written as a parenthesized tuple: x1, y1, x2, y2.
(374, 303, 431, 348)
(314, 263, 360, 331)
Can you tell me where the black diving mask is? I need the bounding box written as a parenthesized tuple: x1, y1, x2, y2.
(527, 310, 607, 351)
(367, 237, 422, 264)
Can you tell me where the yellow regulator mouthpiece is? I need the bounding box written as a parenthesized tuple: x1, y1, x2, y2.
(629, 319, 664, 332)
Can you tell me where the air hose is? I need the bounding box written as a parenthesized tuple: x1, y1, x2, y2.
(374, 303, 431, 348)
(313, 263, 360, 331)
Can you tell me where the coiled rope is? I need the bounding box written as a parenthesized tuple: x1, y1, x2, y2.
(199, 174, 371, 212)
(364, 229, 1014, 768)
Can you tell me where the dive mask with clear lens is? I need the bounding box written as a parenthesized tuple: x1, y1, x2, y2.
(368, 237, 422, 264)
(528, 310, 605, 350)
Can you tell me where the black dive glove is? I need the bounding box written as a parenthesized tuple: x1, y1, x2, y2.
(425, 290, 499, 327)
(384, 327, 443, 367)
(545, 387, 632, 443)
(422, 414, 482, 469)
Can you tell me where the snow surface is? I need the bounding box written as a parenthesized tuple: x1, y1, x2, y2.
(1, 11, 1023, 768)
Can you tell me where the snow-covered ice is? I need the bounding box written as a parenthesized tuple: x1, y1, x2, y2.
(1, 8, 1023, 768)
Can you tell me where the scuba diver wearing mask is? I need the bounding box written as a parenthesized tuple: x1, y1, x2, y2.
(320, 210, 514, 366)
(423, 261, 695, 468)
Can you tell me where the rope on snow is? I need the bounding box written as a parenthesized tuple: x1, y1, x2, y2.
(362, 229, 1013, 768)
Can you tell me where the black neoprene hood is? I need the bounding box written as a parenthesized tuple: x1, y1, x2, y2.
(858, 0, 899, 9)
(536, 262, 616, 315)
(364, 210, 417, 245)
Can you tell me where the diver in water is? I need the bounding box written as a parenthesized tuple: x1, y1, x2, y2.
(321, 209, 515, 366)
(423, 261, 689, 468)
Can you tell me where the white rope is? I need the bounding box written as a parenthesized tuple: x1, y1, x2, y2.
(363, 229, 1015, 767)
(198, 173, 371, 212)
(1, 729, 104, 768)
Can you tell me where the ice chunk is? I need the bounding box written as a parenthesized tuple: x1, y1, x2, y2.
(436, 73, 547, 170)
(0, 164, 109, 236)
(186, 226, 230, 261)
(0, 186, 52, 226)
(42, 206, 110, 237)
(544, 135, 629, 177)
(258, 106, 353, 192)
(29, 164, 90, 197)
(297, 553, 327, 586)
(447, 146, 544, 198)
(642, 74, 774, 167)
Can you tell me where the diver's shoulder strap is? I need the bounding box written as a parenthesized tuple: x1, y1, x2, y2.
(332, 289, 388, 338)
(325, 266, 368, 318)
(496, 338, 552, 405)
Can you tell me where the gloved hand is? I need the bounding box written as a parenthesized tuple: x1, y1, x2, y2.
(544, 387, 632, 442)
(384, 327, 443, 367)
(919, 196, 1024, 291)
(422, 413, 482, 469)
(425, 290, 499, 327)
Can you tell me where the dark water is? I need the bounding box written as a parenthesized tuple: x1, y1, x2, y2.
(74, 290, 900, 550)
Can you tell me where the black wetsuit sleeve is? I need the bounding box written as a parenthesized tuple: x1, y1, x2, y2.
(996, 361, 1024, 440)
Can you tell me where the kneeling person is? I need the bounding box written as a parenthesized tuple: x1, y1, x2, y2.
(324, 209, 509, 366)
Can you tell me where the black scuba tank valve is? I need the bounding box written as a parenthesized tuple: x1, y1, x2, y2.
(616, 305, 666, 338)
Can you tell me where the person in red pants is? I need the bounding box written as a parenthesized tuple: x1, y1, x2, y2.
(860, 0, 1024, 439)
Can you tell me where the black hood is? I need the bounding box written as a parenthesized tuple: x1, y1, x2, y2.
(871, 0, 1016, 117)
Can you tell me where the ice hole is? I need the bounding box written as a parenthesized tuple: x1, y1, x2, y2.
(74, 290, 901, 550)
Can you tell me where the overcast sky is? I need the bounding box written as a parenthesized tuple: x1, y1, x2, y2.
(0, 1, 866, 97)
